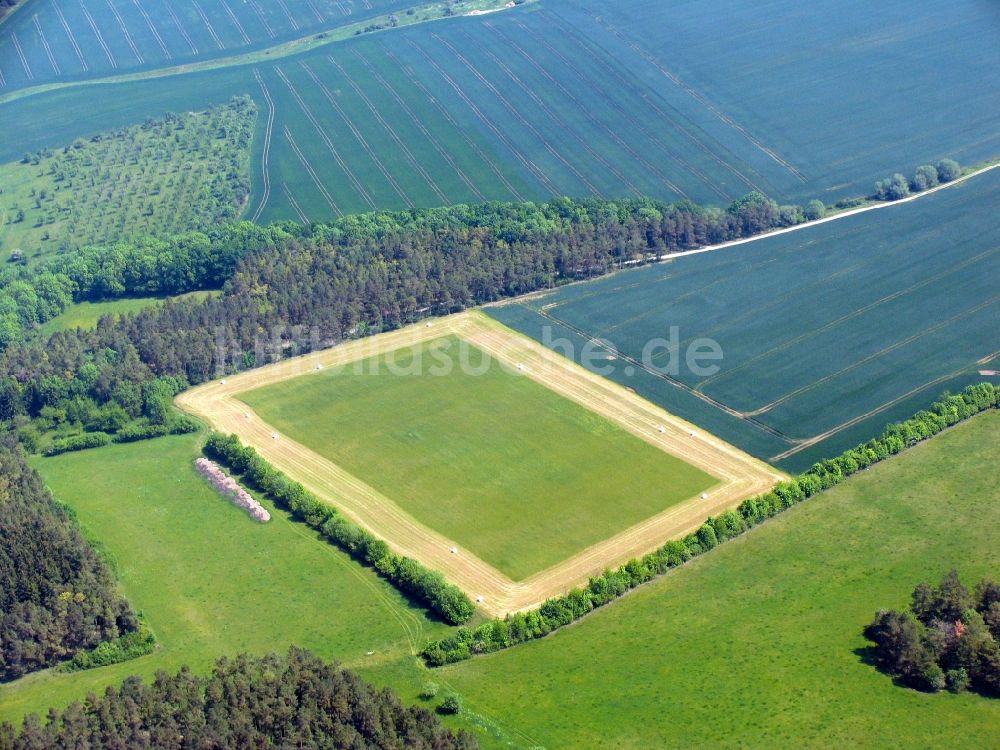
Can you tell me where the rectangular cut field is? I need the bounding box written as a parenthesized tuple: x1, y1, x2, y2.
(490, 168, 1000, 472)
(239, 335, 717, 581)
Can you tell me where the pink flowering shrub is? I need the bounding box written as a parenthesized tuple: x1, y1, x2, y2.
(194, 458, 270, 522)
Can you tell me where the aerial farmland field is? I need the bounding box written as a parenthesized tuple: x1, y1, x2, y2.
(239, 334, 718, 581)
(3, 0, 1000, 221)
(491, 167, 1000, 471)
(438, 410, 1000, 749)
(179, 312, 780, 613)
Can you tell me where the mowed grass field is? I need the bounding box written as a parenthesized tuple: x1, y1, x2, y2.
(491, 167, 1000, 472)
(0, 434, 486, 735)
(238, 335, 717, 581)
(5, 0, 1000, 222)
(439, 411, 1000, 749)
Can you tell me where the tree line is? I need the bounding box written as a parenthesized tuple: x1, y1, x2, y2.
(0, 436, 139, 681)
(0, 191, 822, 449)
(204, 433, 476, 625)
(873, 158, 962, 201)
(0, 648, 478, 749)
(422, 383, 1000, 665)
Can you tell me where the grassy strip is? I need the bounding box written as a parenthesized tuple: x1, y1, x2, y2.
(0, 0, 527, 107)
(203, 432, 475, 625)
(423, 383, 1000, 665)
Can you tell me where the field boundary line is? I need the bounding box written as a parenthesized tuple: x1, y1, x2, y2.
(590, 15, 806, 182)
(274, 64, 375, 209)
(250, 69, 275, 222)
(495, 18, 699, 199)
(283, 125, 343, 217)
(518, 13, 739, 199)
(130, 0, 171, 60)
(469, 25, 645, 198)
(104, 0, 144, 64)
(178, 311, 780, 615)
(220, 0, 252, 46)
(78, 0, 117, 67)
(353, 48, 486, 202)
(432, 31, 603, 197)
(165, 4, 198, 55)
(382, 45, 524, 201)
(53, 0, 88, 71)
(326, 54, 449, 204)
(191, 0, 225, 49)
(299, 59, 413, 207)
(404, 36, 560, 197)
(32, 14, 61, 75)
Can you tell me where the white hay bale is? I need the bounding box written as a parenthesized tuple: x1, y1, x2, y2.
(657, 425, 665, 433)
(450, 546, 458, 554)
(220, 379, 227, 385)
(701, 492, 708, 500)
(516, 363, 525, 371)
(272, 432, 278, 440)
(426, 321, 433, 328)
(476, 596, 484, 603)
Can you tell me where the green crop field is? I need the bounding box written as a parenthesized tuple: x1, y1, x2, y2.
(491, 168, 1000, 472)
(3, 0, 999, 223)
(0, 434, 470, 733)
(0, 98, 253, 261)
(437, 410, 1000, 749)
(0, 0, 415, 92)
(238, 335, 717, 581)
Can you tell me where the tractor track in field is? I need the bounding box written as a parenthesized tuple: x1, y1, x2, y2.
(177, 311, 781, 617)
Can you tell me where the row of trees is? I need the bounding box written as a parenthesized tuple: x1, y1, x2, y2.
(0, 436, 139, 681)
(422, 383, 1000, 665)
(0, 190, 812, 350)
(204, 433, 476, 625)
(0, 648, 478, 749)
(873, 159, 962, 201)
(0, 192, 824, 449)
(865, 571, 1000, 695)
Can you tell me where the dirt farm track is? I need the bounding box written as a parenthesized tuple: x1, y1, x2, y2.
(177, 311, 783, 616)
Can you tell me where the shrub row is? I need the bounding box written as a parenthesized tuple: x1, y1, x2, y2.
(203, 433, 475, 625)
(422, 383, 1000, 666)
(60, 624, 156, 673)
(41, 416, 200, 455)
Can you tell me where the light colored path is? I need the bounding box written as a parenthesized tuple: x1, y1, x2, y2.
(177, 311, 782, 617)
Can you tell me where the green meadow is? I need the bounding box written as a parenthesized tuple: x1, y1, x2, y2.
(0, 435, 452, 729)
(239, 335, 716, 580)
(439, 411, 1000, 748)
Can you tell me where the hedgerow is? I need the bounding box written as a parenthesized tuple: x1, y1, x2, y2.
(203, 432, 475, 625)
(422, 383, 999, 665)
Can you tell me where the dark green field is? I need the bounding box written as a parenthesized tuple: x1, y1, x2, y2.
(491, 167, 1000, 472)
(439, 411, 1000, 748)
(4, 0, 999, 220)
(240, 335, 716, 580)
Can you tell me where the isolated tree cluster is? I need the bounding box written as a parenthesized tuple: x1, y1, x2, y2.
(865, 571, 1000, 695)
(874, 159, 961, 201)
